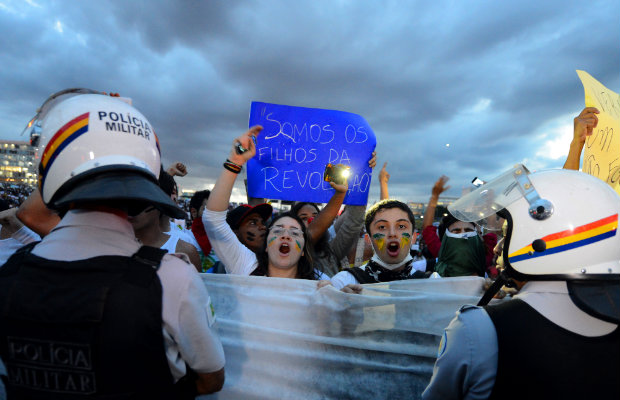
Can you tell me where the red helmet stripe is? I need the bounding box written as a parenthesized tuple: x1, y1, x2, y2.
(39, 112, 90, 187)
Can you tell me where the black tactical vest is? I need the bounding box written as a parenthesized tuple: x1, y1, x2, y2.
(0, 243, 189, 399)
(486, 298, 620, 400)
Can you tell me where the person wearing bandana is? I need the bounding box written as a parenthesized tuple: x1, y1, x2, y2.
(434, 214, 486, 277)
(422, 175, 497, 278)
(329, 199, 429, 292)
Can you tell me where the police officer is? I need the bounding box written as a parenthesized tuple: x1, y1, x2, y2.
(0, 90, 225, 399)
(423, 164, 619, 399)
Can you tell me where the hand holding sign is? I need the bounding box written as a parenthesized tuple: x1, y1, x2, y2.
(573, 107, 599, 144)
(368, 151, 377, 169)
(247, 102, 377, 205)
(577, 70, 620, 194)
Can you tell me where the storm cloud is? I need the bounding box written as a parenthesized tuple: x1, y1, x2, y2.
(1, 0, 617, 203)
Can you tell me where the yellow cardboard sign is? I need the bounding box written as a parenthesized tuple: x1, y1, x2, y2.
(577, 70, 620, 195)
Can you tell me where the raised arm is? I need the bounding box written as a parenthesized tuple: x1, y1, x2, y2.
(203, 126, 264, 275)
(563, 107, 599, 170)
(328, 204, 365, 261)
(310, 151, 376, 242)
(379, 162, 390, 200)
(421, 175, 450, 259)
(422, 175, 450, 229)
(206, 126, 263, 212)
(306, 181, 347, 243)
(166, 162, 188, 177)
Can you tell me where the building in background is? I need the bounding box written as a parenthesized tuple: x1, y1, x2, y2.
(0, 140, 37, 186)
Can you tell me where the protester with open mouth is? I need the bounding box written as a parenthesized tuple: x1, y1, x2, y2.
(203, 126, 328, 280)
(329, 199, 429, 292)
(249, 212, 322, 279)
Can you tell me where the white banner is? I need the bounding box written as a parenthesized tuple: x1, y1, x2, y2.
(200, 274, 486, 399)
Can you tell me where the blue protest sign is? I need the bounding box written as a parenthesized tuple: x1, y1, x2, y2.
(247, 102, 376, 206)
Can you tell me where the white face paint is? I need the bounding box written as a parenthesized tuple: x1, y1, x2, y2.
(444, 230, 479, 239)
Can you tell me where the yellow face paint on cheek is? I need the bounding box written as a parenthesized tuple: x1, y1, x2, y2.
(400, 233, 411, 249)
(267, 236, 277, 247)
(295, 240, 302, 252)
(372, 233, 386, 251)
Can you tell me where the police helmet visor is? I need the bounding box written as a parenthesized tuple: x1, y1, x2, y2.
(449, 164, 531, 223)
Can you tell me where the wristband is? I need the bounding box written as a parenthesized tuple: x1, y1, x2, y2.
(223, 159, 242, 174)
(226, 159, 243, 169)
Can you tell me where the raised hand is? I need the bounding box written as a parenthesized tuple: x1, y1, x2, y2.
(229, 125, 263, 165)
(379, 162, 390, 184)
(573, 107, 599, 144)
(329, 179, 349, 194)
(167, 162, 188, 177)
(432, 175, 450, 198)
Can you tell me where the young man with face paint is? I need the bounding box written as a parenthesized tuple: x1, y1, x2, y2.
(330, 199, 429, 290)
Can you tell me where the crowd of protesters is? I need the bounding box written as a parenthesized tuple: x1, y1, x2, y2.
(0, 183, 33, 208)
(1, 92, 617, 400)
(0, 106, 601, 298)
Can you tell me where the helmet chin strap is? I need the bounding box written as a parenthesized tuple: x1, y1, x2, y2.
(477, 207, 522, 306)
(477, 270, 518, 306)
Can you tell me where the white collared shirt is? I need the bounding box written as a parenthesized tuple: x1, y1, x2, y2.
(32, 209, 225, 380)
(422, 281, 618, 399)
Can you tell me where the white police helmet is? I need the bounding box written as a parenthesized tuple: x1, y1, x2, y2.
(450, 164, 620, 322)
(23, 89, 184, 218)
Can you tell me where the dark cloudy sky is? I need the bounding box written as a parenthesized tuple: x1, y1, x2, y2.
(1, 0, 618, 203)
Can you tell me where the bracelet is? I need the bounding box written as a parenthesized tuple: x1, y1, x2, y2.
(223, 159, 242, 174)
(223, 163, 241, 174)
(226, 159, 243, 169)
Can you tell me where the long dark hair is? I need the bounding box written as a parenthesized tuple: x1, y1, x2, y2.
(291, 202, 333, 258)
(253, 212, 319, 280)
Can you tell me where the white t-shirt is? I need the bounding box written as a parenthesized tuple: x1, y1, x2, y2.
(32, 210, 225, 381)
(160, 233, 181, 255)
(168, 219, 201, 252)
(202, 208, 330, 280)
